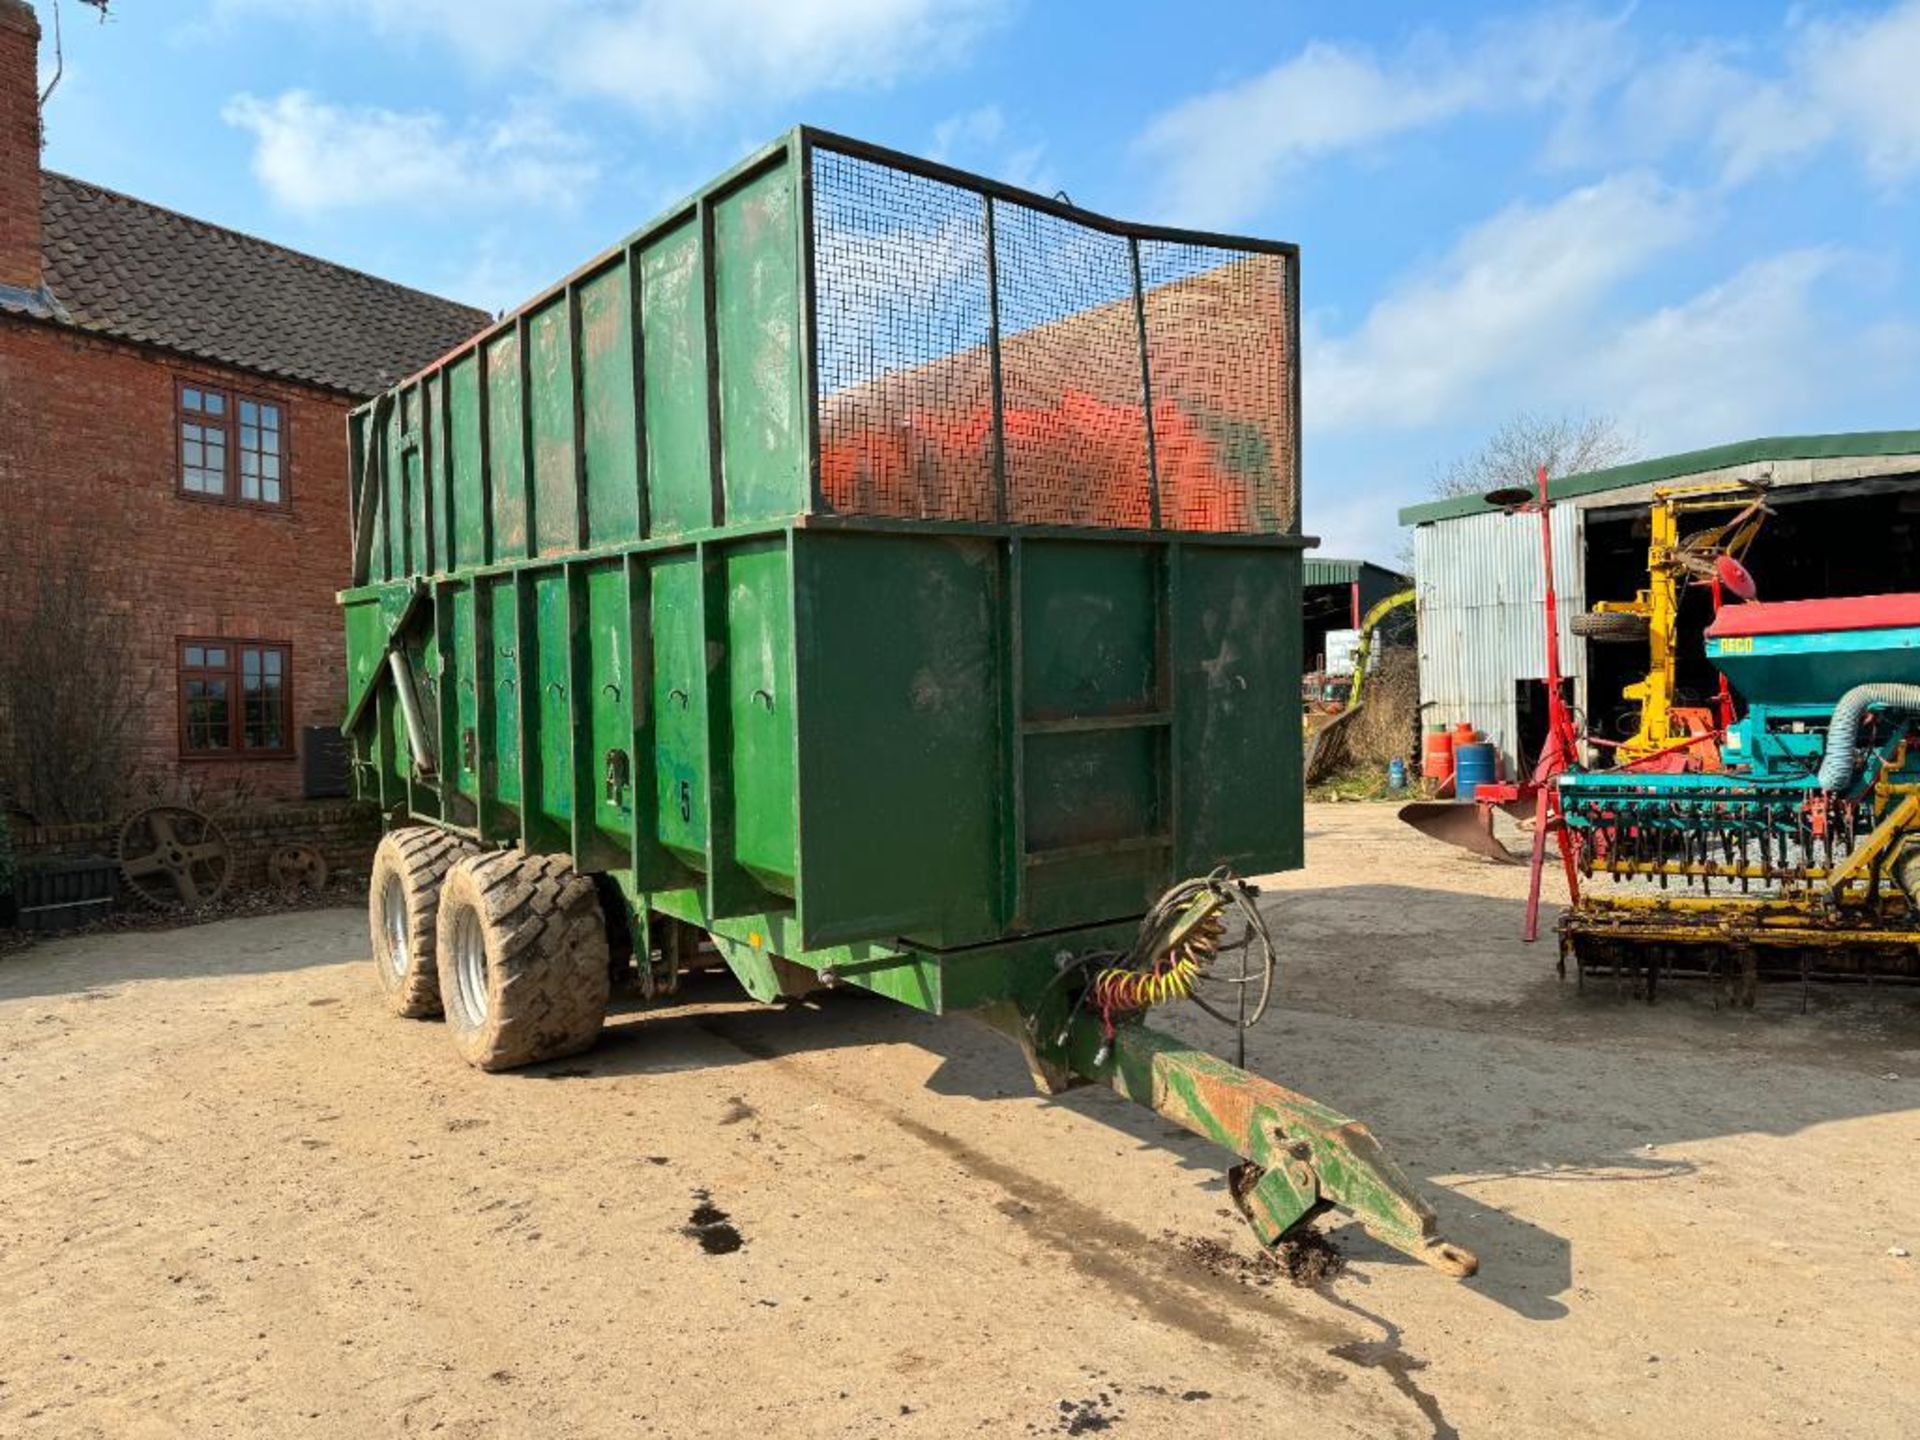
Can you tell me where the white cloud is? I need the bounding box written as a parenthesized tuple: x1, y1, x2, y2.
(1560, 1, 1920, 189)
(221, 91, 596, 215)
(1589, 249, 1920, 450)
(929, 104, 1054, 194)
(1307, 173, 1701, 432)
(228, 0, 1004, 121)
(1135, 8, 1632, 226)
(1801, 0, 1920, 186)
(1587, 250, 1841, 446)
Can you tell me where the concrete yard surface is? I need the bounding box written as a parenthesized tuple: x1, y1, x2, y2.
(2, 803, 1915, 1438)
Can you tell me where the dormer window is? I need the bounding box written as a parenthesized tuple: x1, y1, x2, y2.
(178, 382, 287, 507)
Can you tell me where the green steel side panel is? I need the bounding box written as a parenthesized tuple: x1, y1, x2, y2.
(402, 446, 425, 580)
(1020, 541, 1158, 718)
(447, 354, 484, 571)
(639, 222, 712, 537)
(724, 539, 797, 894)
(579, 266, 643, 548)
(529, 298, 579, 558)
(650, 552, 709, 867)
(792, 530, 1000, 949)
(533, 570, 574, 831)
(484, 574, 522, 817)
(1025, 729, 1160, 851)
(342, 597, 386, 736)
(583, 561, 635, 860)
(1018, 539, 1168, 926)
(449, 581, 479, 804)
(714, 166, 804, 526)
(1172, 545, 1301, 876)
(485, 333, 527, 561)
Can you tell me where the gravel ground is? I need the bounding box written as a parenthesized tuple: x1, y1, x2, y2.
(1, 803, 1914, 1438)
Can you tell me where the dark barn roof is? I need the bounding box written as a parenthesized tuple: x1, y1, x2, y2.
(29, 173, 489, 397)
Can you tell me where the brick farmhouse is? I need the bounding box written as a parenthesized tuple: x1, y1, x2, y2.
(0, 0, 486, 820)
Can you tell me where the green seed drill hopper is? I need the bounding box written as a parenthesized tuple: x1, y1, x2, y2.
(339, 128, 1474, 1277)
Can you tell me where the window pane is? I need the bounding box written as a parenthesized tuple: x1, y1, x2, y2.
(244, 663, 285, 749)
(264, 649, 283, 678)
(205, 647, 226, 667)
(203, 391, 224, 415)
(239, 451, 258, 477)
(185, 645, 204, 667)
(240, 424, 258, 450)
(262, 479, 281, 504)
(262, 453, 279, 480)
(262, 404, 281, 431)
(183, 387, 201, 412)
(243, 649, 261, 679)
(240, 400, 257, 424)
(186, 678, 230, 751)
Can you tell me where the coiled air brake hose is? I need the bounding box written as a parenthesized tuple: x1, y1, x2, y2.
(1043, 868, 1280, 1068)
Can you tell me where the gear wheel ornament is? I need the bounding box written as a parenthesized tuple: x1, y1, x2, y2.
(118, 805, 233, 910)
(267, 843, 329, 897)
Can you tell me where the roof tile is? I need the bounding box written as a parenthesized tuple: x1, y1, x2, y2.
(37, 173, 490, 396)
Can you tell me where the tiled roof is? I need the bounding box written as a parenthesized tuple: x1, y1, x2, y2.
(30, 173, 490, 397)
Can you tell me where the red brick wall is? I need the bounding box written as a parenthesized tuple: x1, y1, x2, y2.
(0, 313, 357, 806)
(0, 0, 40, 291)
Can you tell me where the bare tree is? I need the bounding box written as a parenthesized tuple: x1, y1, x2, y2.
(0, 534, 153, 824)
(1431, 411, 1640, 499)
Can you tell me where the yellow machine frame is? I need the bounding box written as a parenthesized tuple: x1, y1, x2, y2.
(1346, 588, 1414, 710)
(1589, 481, 1768, 764)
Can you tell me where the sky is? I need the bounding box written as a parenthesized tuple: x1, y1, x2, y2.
(28, 0, 1920, 563)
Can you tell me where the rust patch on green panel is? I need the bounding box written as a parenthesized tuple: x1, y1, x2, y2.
(447, 354, 484, 571)
(725, 539, 796, 894)
(580, 266, 641, 547)
(449, 582, 479, 804)
(640, 222, 712, 536)
(714, 166, 803, 525)
(533, 569, 574, 828)
(649, 552, 708, 868)
(585, 561, 635, 854)
(530, 299, 579, 557)
(485, 333, 526, 561)
(486, 575, 522, 812)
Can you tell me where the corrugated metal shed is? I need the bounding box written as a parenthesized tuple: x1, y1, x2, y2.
(1303, 558, 1410, 631)
(1413, 505, 1584, 769)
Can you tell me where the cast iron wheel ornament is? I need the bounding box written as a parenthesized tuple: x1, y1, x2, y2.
(118, 804, 232, 910)
(267, 843, 329, 897)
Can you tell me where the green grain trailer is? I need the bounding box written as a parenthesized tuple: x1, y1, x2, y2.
(339, 129, 1474, 1277)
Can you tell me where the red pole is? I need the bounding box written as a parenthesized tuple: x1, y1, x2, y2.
(1524, 464, 1581, 941)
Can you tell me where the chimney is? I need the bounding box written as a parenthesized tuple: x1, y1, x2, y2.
(0, 0, 42, 294)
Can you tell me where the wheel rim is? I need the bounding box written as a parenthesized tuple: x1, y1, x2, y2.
(453, 903, 489, 1024)
(380, 872, 409, 980)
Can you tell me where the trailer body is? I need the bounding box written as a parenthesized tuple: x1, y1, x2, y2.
(340, 129, 1473, 1275)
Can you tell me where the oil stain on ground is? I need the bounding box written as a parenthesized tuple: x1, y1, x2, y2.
(683, 1189, 744, 1255)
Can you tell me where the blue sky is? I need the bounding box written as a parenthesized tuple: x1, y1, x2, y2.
(30, 0, 1920, 562)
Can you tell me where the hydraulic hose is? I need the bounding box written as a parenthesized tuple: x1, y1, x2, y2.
(1817, 682, 1920, 794)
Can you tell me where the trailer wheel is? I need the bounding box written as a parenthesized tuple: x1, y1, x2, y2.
(435, 851, 611, 1072)
(1570, 611, 1651, 644)
(369, 827, 476, 1019)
